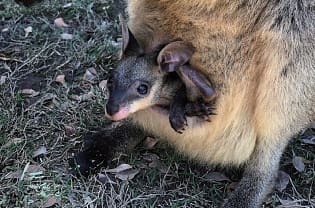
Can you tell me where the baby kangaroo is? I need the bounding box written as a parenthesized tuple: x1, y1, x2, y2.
(105, 16, 216, 133)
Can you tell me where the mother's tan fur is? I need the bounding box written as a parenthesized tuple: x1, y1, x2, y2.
(129, 0, 314, 165)
(127, 1, 314, 206)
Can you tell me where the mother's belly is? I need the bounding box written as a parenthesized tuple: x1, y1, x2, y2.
(131, 105, 257, 166)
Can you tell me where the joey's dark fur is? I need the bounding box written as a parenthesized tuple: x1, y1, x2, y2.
(106, 23, 216, 132)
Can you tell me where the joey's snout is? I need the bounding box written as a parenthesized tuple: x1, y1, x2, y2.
(105, 99, 131, 121)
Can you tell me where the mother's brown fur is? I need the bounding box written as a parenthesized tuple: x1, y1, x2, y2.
(17, 0, 314, 207)
(125, 0, 315, 207)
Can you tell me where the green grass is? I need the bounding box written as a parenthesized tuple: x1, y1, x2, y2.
(0, 0, 314, 207)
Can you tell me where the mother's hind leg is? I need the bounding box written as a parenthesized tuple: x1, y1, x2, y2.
(222, 137, 289, 208)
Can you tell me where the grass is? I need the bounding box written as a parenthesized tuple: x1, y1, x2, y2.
(0, 0, 314, 207)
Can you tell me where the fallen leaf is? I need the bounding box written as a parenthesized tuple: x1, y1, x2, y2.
(5, 164, 45, 180)
(25, 164, 46, 174)
(83, 67, 97, 83)
(61, 33, 73, 40)
(0, 75, 6, 85)
(278, 198, 299, 207)
(98, 80, 107, 91)
(301, 136, 315, 145)
(142, 153, 160, 162)
(32, 146, 47, 158)
(63, 3, 72, 8)
(1, 28, 9, 32)
(54, 17, 69, 27)
(24, 26, 32, 37)
(70, 91, 94, 102)
(275, 171, 290, 192)
(115, 169, 139, 180)
(43, 196, 58, 208)
(64, 125, 76, 136)
(21, 89, 40, 97)
(143, 137, 159, 149)
(105, 164, 132, 173)
(204, 172, 231, 182)
(55, 74, 66, 86)
(98, 173, 116, 184)
(292, 156, 305, 172)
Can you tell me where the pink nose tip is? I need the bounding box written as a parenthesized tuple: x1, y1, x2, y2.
(105, 105, 131, 121)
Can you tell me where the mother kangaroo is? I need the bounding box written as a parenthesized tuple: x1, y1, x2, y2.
(16, 0, 314, 207)
(101, 1, 315, 207)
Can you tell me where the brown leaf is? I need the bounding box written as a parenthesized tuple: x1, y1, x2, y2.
(275, 171, 290, 192)
(55, 74, 66, 86)
(21, 89, 40, 97)
(115, 169, 139, 181)
(26, 164, 46, 174)
(142, 153, 160, 162)
(54, 17, 69, 28)
(292, 156, 305, 172)
(64, 125, 76, 136)
(70, 91, 94, 102)
(24, 26, 32, 37)
(43, 196, 58, 208)
(98, 173, 116, 184)
(83, 67, 97, 83)
(98, 80, 108, 91)
(301, 136, 315, 145)
(143, 137, 159, 149)
(61, 33, 73, 40)
(105, 164, 132, 173)
(204, 172, 231, 182)
(5, 164, 45, 180)
(62, 3, 72, 8)
(278, 198, 299, 207)
(0, 75, 6, 85)
(32, 146, 47, 158)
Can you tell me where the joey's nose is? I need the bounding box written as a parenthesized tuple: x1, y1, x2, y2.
(106, 103, 119, 116)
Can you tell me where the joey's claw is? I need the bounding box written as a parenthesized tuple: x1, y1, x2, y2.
(169, 113, 188, 134)
(185, 100, 216, 121)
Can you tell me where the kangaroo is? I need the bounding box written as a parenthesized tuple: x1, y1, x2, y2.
(102, 1, 315, 207)
(16, 0, 315, 207)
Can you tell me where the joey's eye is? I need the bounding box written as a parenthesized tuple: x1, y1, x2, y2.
(137, 84, 148, 95)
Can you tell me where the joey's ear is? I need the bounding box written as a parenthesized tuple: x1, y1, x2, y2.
(157, 41, 195, 72)
(119, 14, 143, 58)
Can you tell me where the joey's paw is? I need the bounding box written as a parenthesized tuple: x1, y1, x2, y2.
(185, 100, 216, 121)
(169, 112, 188, 134)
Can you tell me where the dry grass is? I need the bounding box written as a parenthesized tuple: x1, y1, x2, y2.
(0, 1, 314, 207)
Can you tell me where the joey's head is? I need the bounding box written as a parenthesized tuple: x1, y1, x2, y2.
(105, 16, 166, 121)
(106, 55, 166, 121)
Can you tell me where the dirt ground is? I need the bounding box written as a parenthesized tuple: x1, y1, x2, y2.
(0, 0, 314, 207)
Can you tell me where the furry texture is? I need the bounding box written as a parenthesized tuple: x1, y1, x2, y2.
(126, 0, 315, 207)
(129, 0, 315, 164)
